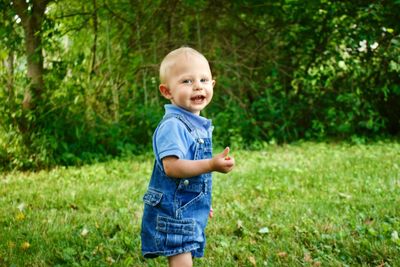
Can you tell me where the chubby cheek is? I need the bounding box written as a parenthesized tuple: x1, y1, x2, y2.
(207, 89, 214, 101)
(177, 89, 191, 100)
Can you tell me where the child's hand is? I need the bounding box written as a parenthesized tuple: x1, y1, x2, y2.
(209, 207, 214, 218)
(210, 147, 235, 173)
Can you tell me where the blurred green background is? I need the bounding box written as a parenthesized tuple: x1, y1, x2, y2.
(1, 0, 399, 170)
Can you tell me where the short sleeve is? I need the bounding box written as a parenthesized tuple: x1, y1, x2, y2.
(154, 118, 193, 161)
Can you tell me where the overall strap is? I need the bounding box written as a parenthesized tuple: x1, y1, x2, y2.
(161, 113, 196, 133)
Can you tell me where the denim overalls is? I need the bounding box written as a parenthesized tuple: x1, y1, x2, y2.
(141, 113, 213, 258)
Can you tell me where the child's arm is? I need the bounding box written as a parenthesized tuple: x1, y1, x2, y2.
(162, 147, 235, 178)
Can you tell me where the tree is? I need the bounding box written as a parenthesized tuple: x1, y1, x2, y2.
(1, 0, 399, 170)
(12, 0, 50, 112)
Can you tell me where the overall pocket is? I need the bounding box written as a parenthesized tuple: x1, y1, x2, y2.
(156, 215, 196, 247)
(176, 179, 206, 211)
(143, 188, 163, 206)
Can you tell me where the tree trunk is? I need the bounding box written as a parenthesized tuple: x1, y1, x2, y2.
(13, 0, 48, 110)
(4, 51, 15, 101)
(90, 0, 98, 77)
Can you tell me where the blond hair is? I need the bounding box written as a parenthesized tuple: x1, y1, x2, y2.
(159, 47, 208, 84)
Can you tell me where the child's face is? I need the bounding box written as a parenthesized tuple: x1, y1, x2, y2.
(160, 53, 215, 115)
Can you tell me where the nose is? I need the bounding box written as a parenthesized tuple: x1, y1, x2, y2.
(193, 80, 202, 90)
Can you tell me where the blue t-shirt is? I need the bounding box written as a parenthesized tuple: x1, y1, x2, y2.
(153, 104, 213, 165)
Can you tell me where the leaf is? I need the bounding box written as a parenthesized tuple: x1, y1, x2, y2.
(21, 242, 30, 250)
(304, 252, 312, 263)
(258, 227, 270, 234)
(220, 240, 229, 248)
(248, 256, 257, 266)
(234, 220, 245, 237)
(277, 251, 288, 258)
(338, 192, 351, 199)
(106, 256, 115, 264)
(69, 203, 79, 210)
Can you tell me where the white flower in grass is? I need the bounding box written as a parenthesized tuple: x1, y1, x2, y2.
(17, 203, 26, 212)
(392, 230, 399, 241)
(81, 227, 89, 237)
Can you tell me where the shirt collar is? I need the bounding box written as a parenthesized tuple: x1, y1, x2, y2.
(164, 104, 212, 130)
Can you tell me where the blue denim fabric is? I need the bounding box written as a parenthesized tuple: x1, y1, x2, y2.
(141, 112, 213, 258)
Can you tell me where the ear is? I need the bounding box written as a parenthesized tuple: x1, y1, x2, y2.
(159, 84, 172, 99)
(211, 79, 216, 87)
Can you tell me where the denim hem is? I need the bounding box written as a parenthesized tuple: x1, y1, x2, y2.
(143, 243, 202, 258)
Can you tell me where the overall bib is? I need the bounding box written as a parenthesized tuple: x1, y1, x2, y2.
(141, 113, 213, 258)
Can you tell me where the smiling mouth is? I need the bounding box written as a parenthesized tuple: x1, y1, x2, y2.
(191, 95, 206, 102)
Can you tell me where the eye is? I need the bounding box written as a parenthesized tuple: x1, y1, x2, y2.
(201, 78, 209, 83)
(182, 79, 192, 84)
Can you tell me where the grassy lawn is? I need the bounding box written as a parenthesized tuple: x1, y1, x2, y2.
(1, 142, 399, 266)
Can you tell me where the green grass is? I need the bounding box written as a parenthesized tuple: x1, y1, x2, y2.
(1, 142, 399, 266)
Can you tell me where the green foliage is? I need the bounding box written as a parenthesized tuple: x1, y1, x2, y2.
(0, 1, 400, 169)
(1, 143, 399, 266)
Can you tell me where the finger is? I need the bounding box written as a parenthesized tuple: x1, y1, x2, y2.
(222, 147, 230, 157)
(225, 160, 234, 167)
